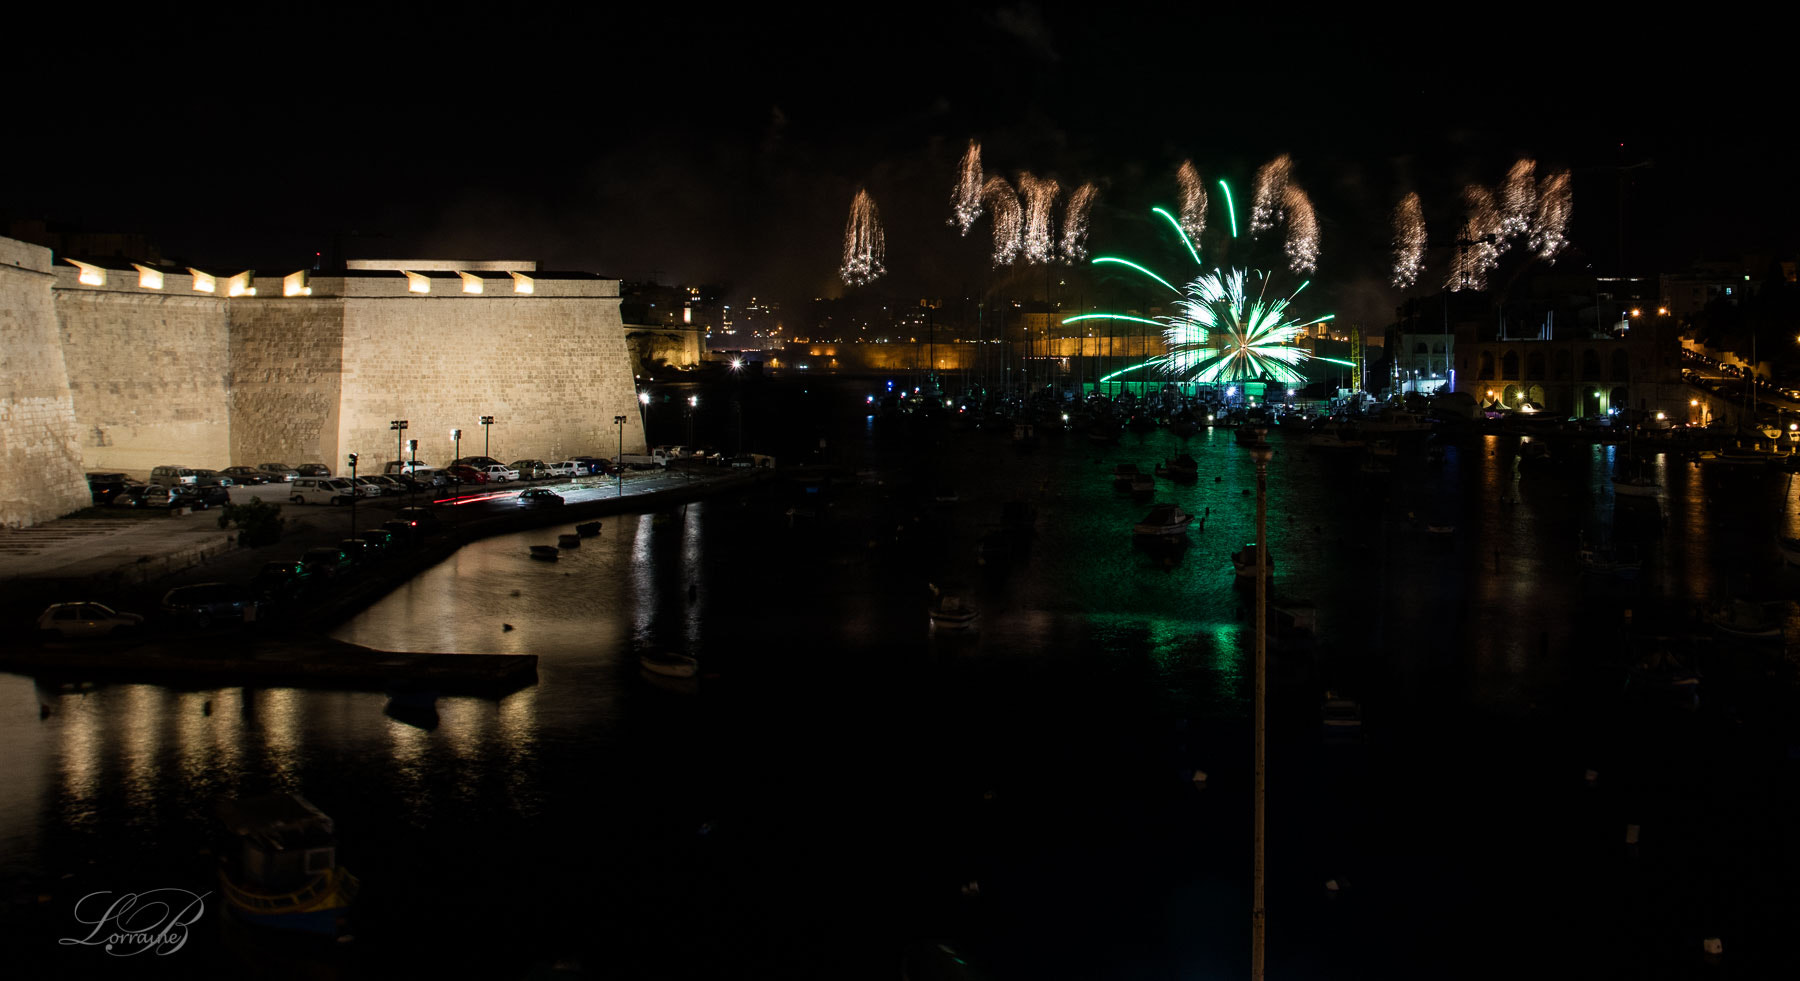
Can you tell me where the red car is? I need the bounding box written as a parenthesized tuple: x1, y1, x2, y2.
(445, 465, 488, 484)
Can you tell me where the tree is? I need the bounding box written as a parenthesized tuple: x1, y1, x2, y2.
(217, 497, 286, 548)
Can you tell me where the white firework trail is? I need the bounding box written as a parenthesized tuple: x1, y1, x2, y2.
(1499, 158, 1537, 239)
(1281, 185, 1319, 276)
(1176, 160, 1207, 242)
(1017, 172, 1061, 264)
(1447, 184, 1503, 292)
(981, 176, 1023, 266)
(1250, 154, 1292, 235)
(1530, 169, 1572, 263)
(840, 188, 886, 286)
(1060, 182, 1099, 262)
(950, 140, 984, 235)
(1391, 192, 1426, 289)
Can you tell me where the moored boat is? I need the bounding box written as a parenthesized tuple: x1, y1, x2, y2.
(216, 794, 359, 938)
(1110, 462, 1142, 490)
(1132, 503, 1194, 538)
(1155, 454, 1199, 480)
(529, 545, 560, 561)
(639, 651, 699, 678)
(1231, 542, 1274, 580)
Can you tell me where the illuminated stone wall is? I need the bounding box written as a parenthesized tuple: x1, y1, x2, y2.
(226, 298, 344, 467)
(0, 238, 89, 527)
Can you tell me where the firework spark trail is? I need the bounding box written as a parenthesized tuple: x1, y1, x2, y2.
(950, 140, 983, 235)
(1250, 154, 1292, 235)
(1061, 182, 1099, 262)
(1447, 184, 1504, 291)
(840, 189, 886, 286)
(1500, 158, 1538, 239)
(1017, 172, 1061, 264)
(981, 176, 1022, 266)
(1531, 170, 1572, 262)
(1391, 192, 1426, 289)
(1281, 185, 1319, 275)
(1176, 160, 1207, 243)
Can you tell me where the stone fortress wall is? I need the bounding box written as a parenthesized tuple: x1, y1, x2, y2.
(0, 238, 90, 527)
(0, 237, 648, 527)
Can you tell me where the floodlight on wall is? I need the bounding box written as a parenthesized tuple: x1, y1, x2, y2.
(227, 271, 255, 297)
(283, 270, 311, 297)
(189, 268, 216, 293)
(132, 264, 163, 289)
(403, 271, 430, 294)
(510, 272, 534, 295)
(458, 271, 484, 294)
(65, 259, 105, 286)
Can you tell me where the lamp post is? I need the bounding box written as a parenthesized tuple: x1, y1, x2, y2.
(614, 415, 627, 497)
(685, 395, 698, 481)
(452, 429, 462, 500)
(347, 453, 359, 537)
(1247, 433, 1274, 981)
(408, 439, 419, 504)
(481, 415, 494, 459)
(390, 419, 408, 486)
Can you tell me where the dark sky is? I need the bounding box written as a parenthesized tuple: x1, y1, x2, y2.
(6, 4, 1793, 329)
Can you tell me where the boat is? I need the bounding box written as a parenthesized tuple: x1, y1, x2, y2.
(639, 651, 699, 678)
(1710, 598, 1784, 641)
(1321, 692, 1363, 737)
(529, 545, 560, 561)
(1110, 463, 1142, 490)
(575, 521, 602, 537)
(1231, 542, 1274, 581)
(1155, 454, 1199, 480)
(557, 533, 581, 548)
(1132, 503, 1194, 538)
(1128, 472, 1157, 497)
(216, 793, 359, 937)
(1779, 536, 1800, 566)
(928, 585, 978, 628)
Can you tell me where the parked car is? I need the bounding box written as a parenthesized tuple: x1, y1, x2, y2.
(482, 464, 520, 482)
(394, 507, 441, 530)
(358, 529, 396, 554)
(160, 582, 259, 629)
(288, 477, 360, 504)
(145, 484, 230, 510)
(107, 483, 152, 508)
(295, 464, 332, 477)
(355, 475, 401, 496)
(515, 487, 564, 508)
(220, 466, 271, 485)
(258, 463, 300, 481)
(445, 465, 489, 484)
(250, 560, 309, 601)
(338, 538, 382, 565)
(385, 460, 434, 476)
(570, 456, 610, 475)
(148, 465, 201, 488)
(191, 469, 234, 487)
(546, 461, 581, 479)
(450, 456, 502, 471)
(509, 460, 549, 480)
(397, 468, 447, 489)
(36, 601, 144, 640)
(86, 473, 137, 505)
(300, 546, 354, 580)
(380, 518, 419, 544)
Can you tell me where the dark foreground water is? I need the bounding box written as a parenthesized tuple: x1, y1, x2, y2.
(4, 381, 1799, 979)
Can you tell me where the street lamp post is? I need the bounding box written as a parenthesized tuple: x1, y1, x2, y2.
(407, 439, 419, 504)
(452, 429, 462, 501)
(614, 415, 627, 497)
(1247, 434, 1274, 981)
(347, 453, 359, 537)
(685, 395, 698, 481)
(481, 415, 494, 459)
(390, 419, 408, 488)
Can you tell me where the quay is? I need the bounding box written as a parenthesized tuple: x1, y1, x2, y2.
(0, 464, 776, 693)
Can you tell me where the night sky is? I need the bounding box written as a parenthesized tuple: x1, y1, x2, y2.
(6, 5, 1791, 328)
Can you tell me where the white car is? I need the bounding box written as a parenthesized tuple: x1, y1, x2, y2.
(37, 601, 144, 640)
(482, 465, 519, 482)
(546, 461, 581, 478)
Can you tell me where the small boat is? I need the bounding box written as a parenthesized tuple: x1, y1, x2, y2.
(576, 521, 602, 537)
(928, 585, 978, 628)
(1155, 454, 1200, 480)
(216, 794, 359, 937)
(1711, 599, 1784, 641)
(1232, 542, 1274, 580)
(1133, 503, 1194, 538)
(557, 533, 581, 548)
(639, 652, 699, 678)
(529, 545, 560, 561)
(1321, 692, 1363, 737)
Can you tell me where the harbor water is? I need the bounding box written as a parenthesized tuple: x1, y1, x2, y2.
(4, 380, 1798, 978)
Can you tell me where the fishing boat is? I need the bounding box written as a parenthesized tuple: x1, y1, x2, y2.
(1231, 542, 1274, 581)
(216, 794, 359, 937)
(528, 544, 560, 561)
(1155, 454, 1199, 480)
(1132, 503, 1194, 538)
(639, 651, 699, 678)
